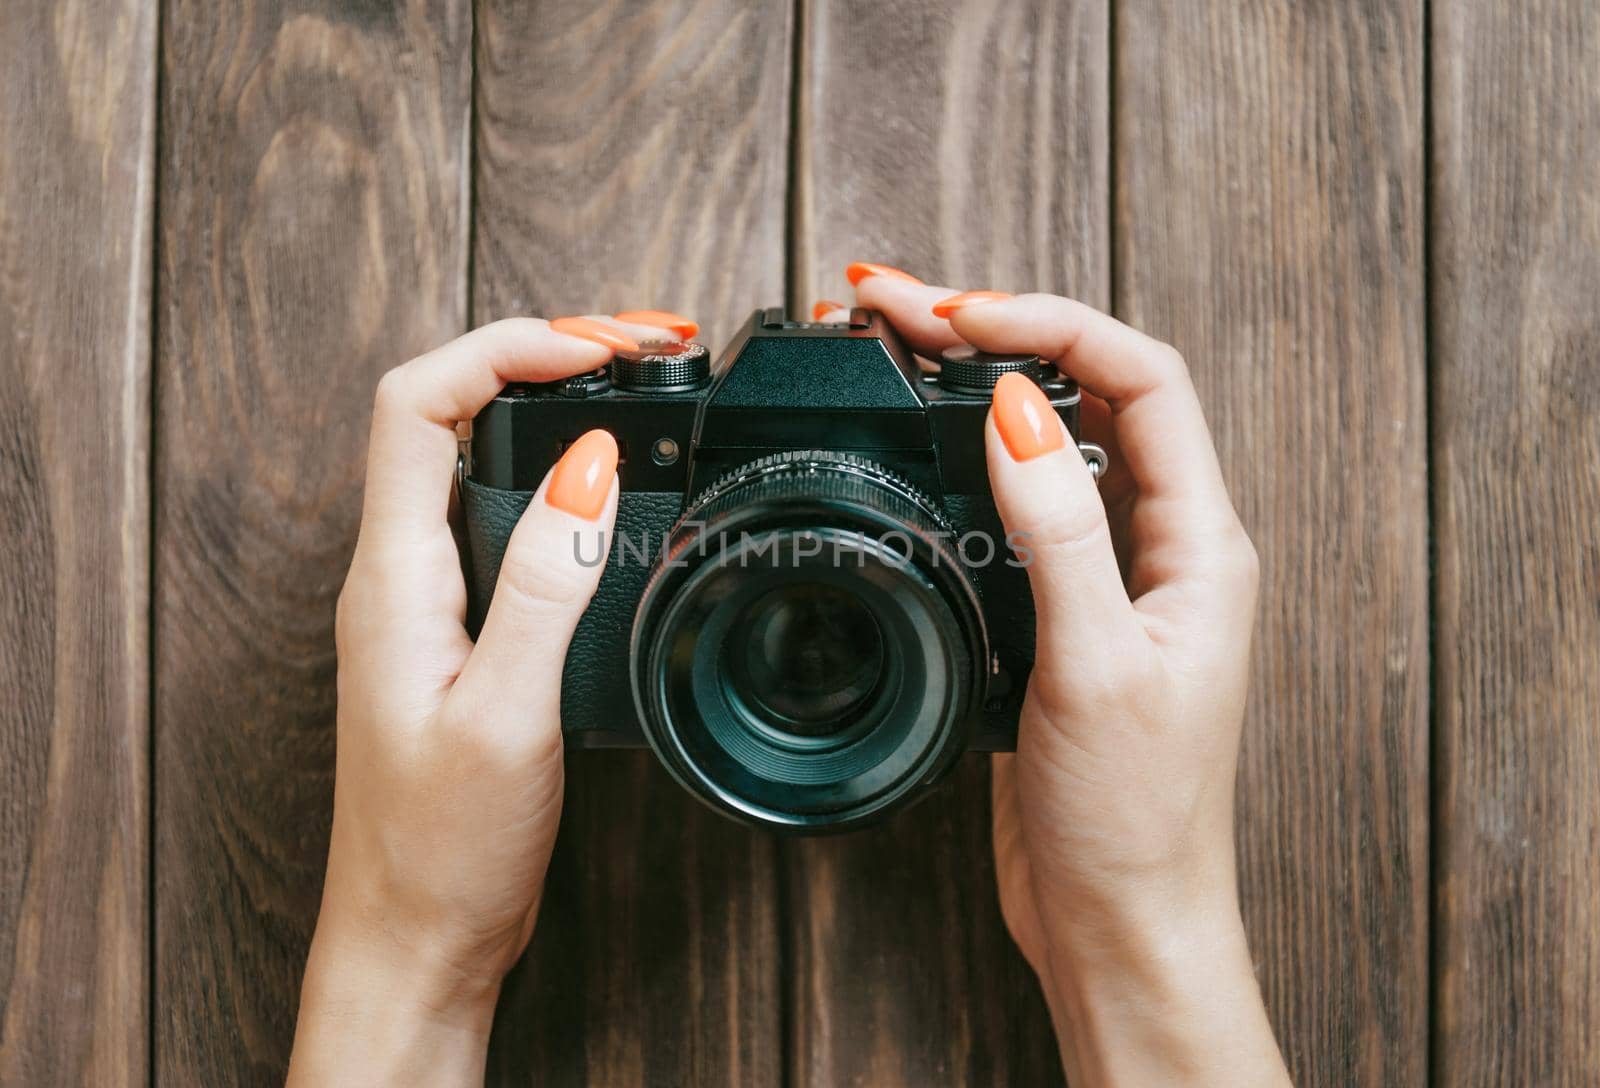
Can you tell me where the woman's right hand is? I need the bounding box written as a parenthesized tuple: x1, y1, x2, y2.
(828, 266, 1291, 1087)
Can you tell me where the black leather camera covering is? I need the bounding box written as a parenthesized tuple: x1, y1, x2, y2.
(462, 477, 679, 746)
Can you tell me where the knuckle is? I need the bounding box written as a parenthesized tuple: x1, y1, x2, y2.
(333, 569, 372, 647)
(440, 700, 563, 774)
(334, 584, 353, 644)
(519, 721, 565, 771)
(495, 550, 595, 616)
(1026, 500, 1114, 562)
(372, 365, 414, 418)
(1233, 528, 1261, 586)
(1207, 521, 1260, 591)
(1089, 654, 1166, 714)
(1149, 341, 1190, 384)
(429, 714, 507, 772)
(466, 722, 519, 770)
(1032, 641, 1163, 720)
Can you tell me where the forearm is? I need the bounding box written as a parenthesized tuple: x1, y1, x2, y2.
(1039, 894, 1290, 1087)
(287, 913, 500, 1087)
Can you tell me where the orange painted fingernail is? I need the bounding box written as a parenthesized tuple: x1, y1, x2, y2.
(845, 262, 923, 286)
(614, 309, 699, 339)
(812, 299, 846, 320)
(550, 316, 639, 352)
(546, 429, 618, 521)
(931, 290, 1011, 318)
(992, 372, 1066, 462)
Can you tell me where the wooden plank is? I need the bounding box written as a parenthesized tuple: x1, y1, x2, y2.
(0, 1, 156, 1083)
(152, 4, 470, 1081)
(472, 2, 792, 1083)
(0, 1, 157, 1083)
(1115, 2, 1428, 1083)
(1433, 3, 1600, 1082)
(788, 2, 1107, 1083)
(474, 0, 795, 352)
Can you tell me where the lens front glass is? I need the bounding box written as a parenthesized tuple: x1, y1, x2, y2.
(629, 452, 989, 831)
(727, 582, 885, 738)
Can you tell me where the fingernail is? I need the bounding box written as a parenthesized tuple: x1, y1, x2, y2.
(546, 429, 619, 521)
(992, 372, 1066, 462)
(613, 309, 699, 339)
(931, 290, 1011, 318)
(812, 299, 846, 320)
(845, 262, 923, 286)
(550, 316, 639, 352)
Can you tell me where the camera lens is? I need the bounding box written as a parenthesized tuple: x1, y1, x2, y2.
(630, 451, 988, 831)
(727, 583, 886, 737)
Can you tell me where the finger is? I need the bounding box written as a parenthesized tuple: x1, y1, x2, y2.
(361, 318, 617, 538)
(950, 292, 1258, 637)
(986, 374, 1145, 671)
(451, 429, 619, 738)
(600, 309, 701, 342)
(940, 292, 1235, 536)
(848, 269, 968, 358)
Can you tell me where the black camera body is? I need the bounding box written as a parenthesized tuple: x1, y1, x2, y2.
(462, 307, 1098, 831)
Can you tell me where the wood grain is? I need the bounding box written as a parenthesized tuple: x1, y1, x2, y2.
(788, 2, 1106, 1083)
(474, 0, 795, 350)
(1432, 3, 1600, 1083)
(0, 1, 1585, 1079)
(791, 0, 1108, 310)
(0, 1, 156, 1083)
(1116, 2, 1429, 1083)
(152, 2, 469, 1080)
(472, 1, 792, 1082)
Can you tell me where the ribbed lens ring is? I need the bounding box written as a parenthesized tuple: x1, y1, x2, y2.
(677, 449, 959, 556)
(629, 451, 988, 831)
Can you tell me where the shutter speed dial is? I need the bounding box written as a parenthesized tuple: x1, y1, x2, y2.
(936, 344, 1050, 395)
(611, 340, 712, 393)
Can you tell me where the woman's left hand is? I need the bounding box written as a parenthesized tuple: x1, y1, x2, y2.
(288, 312, 686, 1086)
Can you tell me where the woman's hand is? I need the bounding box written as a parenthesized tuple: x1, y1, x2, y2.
(829, 267, 1290, 1086)
(288, 311, 692, 1087)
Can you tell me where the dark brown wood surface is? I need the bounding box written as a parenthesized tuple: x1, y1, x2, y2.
(787, 1, 1107, 1083)
(3, 0, 1599, 1083)
(152, 2, 470, 1082)
(0, 1, 156, 1084)
(472, 2, 793, 1083)
(1115, 2, 1431, 1083)
(1433, 2, 1600, 1083)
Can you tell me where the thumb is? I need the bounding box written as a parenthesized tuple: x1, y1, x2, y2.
(985, 374, 1143, 683)
(451, 428, 619, 743)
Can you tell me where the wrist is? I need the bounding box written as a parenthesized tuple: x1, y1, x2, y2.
(288, 907, 503, 1086)
(308, 824, 545, 1003)
(1037, 891, 1288, 1087)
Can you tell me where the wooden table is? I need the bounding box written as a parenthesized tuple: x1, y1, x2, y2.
(2, 2, 1596, 1084)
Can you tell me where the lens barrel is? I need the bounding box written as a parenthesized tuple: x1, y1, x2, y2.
(630, 451, 988, 831)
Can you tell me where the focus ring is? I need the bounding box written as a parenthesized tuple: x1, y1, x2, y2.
(685, 449, 954, 535)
